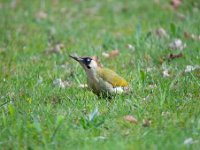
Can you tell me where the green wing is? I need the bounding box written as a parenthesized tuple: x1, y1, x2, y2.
(97, 68, 128, 87)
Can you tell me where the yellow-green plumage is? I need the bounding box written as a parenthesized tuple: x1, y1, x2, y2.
(97, 68, 128, 87)
(69, 55, 129, 96)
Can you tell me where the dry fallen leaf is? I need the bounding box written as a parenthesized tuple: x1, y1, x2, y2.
(142, 119, 152, 127)
(109, 50, 119, 57)
(184, 65, 199, 73)
(155, 28, 168, 38)
(168, 53, 183, 59)
(184, 31, 200, 41)
(163, 69, 170, 77)
(123, 115, 138, 124)
(167, 53, 183, 61)
(170, 0, 182, 9)
(169, 39, 186, 51)
(160, 53, 183, 63)
(102, 50, 119, 58)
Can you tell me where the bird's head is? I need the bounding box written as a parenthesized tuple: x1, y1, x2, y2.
(69, 55, 98, 72)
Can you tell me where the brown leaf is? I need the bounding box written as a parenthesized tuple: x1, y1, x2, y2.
(184, 31, 200, 41)
(123, 115, 138, 124)
(170, 0, 182, 9)
(161, 53, 183, 63)
(102, 50, 119, 58)
(155, 28, 168, 38)
(109, 50, 119, 57)
(167, 53, 183, 60)
(168, 39, 186, 51)
(142, 119, 152, 127)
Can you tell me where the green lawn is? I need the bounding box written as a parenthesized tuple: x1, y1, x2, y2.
(0, 0, 200, 149)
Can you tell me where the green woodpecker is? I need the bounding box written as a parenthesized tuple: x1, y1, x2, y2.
(69, 55, 129, 97)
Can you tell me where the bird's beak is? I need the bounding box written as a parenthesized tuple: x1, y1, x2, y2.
(69, 55, 83, 62)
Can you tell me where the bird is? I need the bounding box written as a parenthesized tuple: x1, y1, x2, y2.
(69, 55, 129, 97)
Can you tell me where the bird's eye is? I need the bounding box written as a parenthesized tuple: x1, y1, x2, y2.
(82, 57, 92, 68)
(86, 58, 91, 62)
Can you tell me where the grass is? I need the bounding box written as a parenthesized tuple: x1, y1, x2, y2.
(0, 0, 200, 149)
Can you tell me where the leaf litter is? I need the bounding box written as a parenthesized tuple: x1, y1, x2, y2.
(170, 0, 182, 9)
(123, 115, 138, 124)
(164, 53, 183, 62)
(102, 50, 119, 58)
(168, 39, 186, 51)
(142, 119, 152, 127)
(161, 64, 172, 77)
(155, 28, 168, 38)
(163, 69, 170, 77)
(184, 31, 200, 41)
(184, 65, 200, 73)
